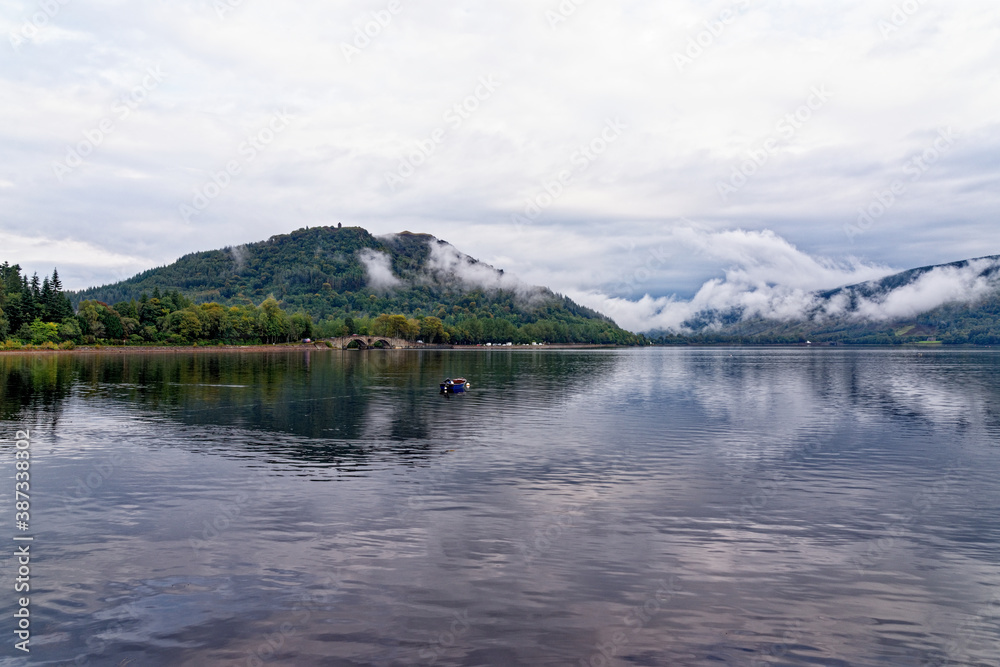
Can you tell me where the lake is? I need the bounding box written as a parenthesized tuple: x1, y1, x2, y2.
(2, 347, 999, 666)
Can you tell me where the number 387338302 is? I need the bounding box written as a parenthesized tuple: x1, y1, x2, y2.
(15, 430, 30, 527)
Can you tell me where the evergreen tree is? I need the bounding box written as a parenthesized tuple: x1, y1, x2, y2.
(0, 262, 20, 299)
(38, 269, 75, 322)
(56, 292, 75, 322)
(19, 278, 38, 328)
(40, 276, 53, 320)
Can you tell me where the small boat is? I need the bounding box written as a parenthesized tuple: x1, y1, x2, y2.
(440, 378, 471, 394)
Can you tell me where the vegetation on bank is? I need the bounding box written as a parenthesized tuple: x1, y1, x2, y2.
(2, 259, 644, 348)
(0, 262, 77, 348)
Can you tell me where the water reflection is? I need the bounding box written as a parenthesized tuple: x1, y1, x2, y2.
(1, 350, 620, 466)
(0, 348, 998, 666)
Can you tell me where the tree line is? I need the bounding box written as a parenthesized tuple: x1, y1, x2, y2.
(313, 311, 643, 345)
(1, 262, 314, 347)
(2, 262, 644, 347)
(0, 263, 76, 345)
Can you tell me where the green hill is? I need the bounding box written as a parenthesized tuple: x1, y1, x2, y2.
(652, 255, 1000, 345)
(69, 226, 642, 345)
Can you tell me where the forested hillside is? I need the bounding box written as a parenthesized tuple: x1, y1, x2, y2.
(68, 226, 643, 345)
(650, 256, 1000, 345)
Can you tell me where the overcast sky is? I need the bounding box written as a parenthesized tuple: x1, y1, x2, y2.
(2, 0, 998, 329)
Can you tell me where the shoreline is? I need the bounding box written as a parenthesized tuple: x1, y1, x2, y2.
(0, 342, 628, 355)
(1, 342, 986, 356)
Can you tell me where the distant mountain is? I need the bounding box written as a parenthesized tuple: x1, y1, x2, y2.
(70, 226, 642, 345)
(652, 255, 1000, 345)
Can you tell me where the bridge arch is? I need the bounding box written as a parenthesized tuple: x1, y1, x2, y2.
(328, 335, 416, 350)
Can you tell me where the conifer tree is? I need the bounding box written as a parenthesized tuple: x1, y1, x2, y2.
(50, 269, 75, 321)
(19, 277, 38, 327)
(40, 276, 53, 320)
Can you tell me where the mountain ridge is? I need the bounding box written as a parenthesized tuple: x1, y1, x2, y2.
(69, 226, 643, 345)
(653, 254, 1000, 345)
(67, 226, 1000, 346)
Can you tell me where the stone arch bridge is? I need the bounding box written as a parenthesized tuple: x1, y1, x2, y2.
(325, 335, 417, 350)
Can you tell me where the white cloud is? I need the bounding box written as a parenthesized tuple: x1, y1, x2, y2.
(358, 248, 401, 291)
(568, 229, 1000, 333)
(1, 0, 998, 299)
(0, 230, 152, 289)
(564, 226, 889, 331)
(848, 259, 1000, 321)
(424, 240, 542, 302)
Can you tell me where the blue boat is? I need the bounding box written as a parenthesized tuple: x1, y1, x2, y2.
(440, 378, 470, 394)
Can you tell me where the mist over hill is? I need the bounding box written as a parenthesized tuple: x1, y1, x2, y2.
(66, 225, 1000, 346)
(69, 226, 642, 345)
(649, 255, 1000, 345)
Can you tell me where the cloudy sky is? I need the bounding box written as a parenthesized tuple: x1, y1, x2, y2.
(2, 0, 998, 329)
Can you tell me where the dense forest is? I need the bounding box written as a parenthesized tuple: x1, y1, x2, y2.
(0, 260, 314, 347)
(67, 226, 645, 346)
(0, 262, 77, 346)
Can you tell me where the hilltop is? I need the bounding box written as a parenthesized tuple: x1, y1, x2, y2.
(70, 226, 643, 345)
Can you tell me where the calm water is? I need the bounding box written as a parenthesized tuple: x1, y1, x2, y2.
(1, 348, 999, 666)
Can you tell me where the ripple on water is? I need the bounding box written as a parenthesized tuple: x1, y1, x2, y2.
(2, 348, 999, 665)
